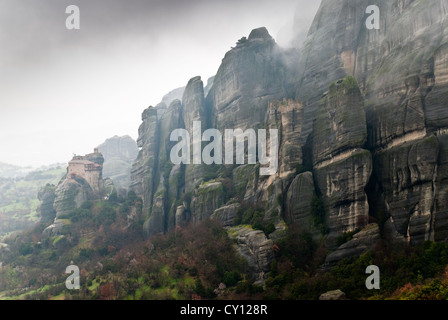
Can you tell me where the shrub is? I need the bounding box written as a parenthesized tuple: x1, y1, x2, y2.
(234, 203, 274, 235)
(94, 204, 116, 226)
(79, 248, 94, 261)
(336, 229, 360, 246)
(311, 195, 327, 234)
(223, 271, 242, 287)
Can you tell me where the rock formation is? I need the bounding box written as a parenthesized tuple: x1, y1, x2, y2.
(323, 224, 381, 270)
(128, 0, 448, 278)
(36, 184, 56, 223)
(297, 0, 448, 247)
(312, 76, 372, 247)
(206, 27, 290, 132)
(42, 149, 111, 236)
(229, 226, 274, 284)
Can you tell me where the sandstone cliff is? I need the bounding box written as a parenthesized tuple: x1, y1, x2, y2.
(41, 150, 111, 237)
(129, 0, 448, 278)
(295, 0, 448, 248)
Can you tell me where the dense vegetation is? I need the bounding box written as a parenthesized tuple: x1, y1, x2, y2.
(2, 189, 448, 300)
(0, 193, 251, 300)
(263, 227, 448, 300)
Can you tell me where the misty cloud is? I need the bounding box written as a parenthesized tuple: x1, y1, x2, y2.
(0, 0, 320, 167)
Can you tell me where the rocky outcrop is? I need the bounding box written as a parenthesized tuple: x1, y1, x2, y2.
(315, 149, 372, 245)
(130, 106, 160, 219)
(142, 100, 185, 236)
(127, 28, 304, 279)
(359, 1, 447, 148)
(161, 87, 185, 107)
(371, 1, 448, 246)
(266, 99, 303, 180)
(53, 176, 94, 219)
(128, 0, 448, 273)
(211, 203, 240, 228)
(43, 151, 109, 236)
(323, 224, 381, 269)
(433, 135, 448, 242)
(297, 0, 448, 247)
(42, 177, 93, 237)
(229, 226, 274, 284)
(312, 77, 368, 166)
(37, 184, 56, 222)
(206, 27, 291, 132)
(182, 76, 207, 195)
(295, 0, 367, 145)
(130, 27, 299, 237)
(191, 181, 224, 223)
(312, 77, 372, 247)
(42, 219, 68, 238)
(175, 204, 190, 228)
(319, 289, 346, 300)
(374, 135, 440, 245)
(284, 172, 318, 235)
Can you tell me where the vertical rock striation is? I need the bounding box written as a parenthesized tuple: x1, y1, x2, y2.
(295, 0, 448, 248)
(312, 76, 372, 246)
(129, 0, 448, 270)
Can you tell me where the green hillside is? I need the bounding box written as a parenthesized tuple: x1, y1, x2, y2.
(0, 165, 66, 240)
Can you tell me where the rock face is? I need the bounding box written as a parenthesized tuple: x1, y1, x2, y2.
(129, 0, 448, 276)
(314, 149, 372, 247)
(36, 184, 56, 222)
(182, 76, 208, 195)
(130, 106, 160, 217)
(312, 76, 372, 246)
(374, 135, 441, 245)
(206, 27, 293, 132)
(42, 150, 110, 236)
(323, 224, 381, 269)
(211, 203, 240, 228)
(230, 226, 274, 284)
(297, 0, 448, 247)
(266, 99, 304, 180)
(284, 172, 319, 236)
(53, 176, 93, 219)
(143, 100, 185, 236)
(191, 181, 224, 223)
(312, 77, 367, 166)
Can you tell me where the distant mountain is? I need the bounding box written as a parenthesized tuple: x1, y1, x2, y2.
(97, 135, 138, 191)
(0, 162, 35, 179)
(0, 164, 66, 240)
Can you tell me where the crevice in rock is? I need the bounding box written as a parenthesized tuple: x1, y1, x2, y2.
(374, 129, 428, 153)
(429, 163, 439, 241)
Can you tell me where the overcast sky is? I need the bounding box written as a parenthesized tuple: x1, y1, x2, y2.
(0, 0, 320, 168)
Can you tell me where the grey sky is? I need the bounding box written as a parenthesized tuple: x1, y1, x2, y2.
(0, 0, 320, 167)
